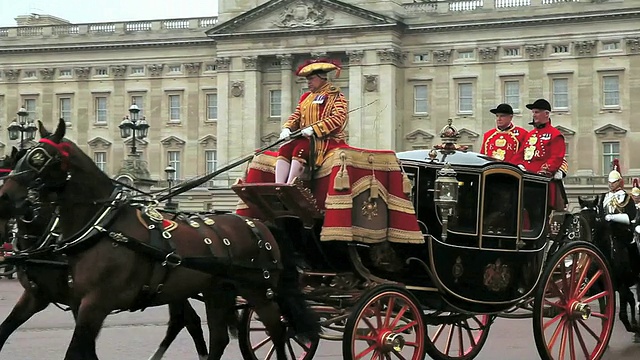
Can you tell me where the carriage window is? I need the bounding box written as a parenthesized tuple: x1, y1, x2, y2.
(522, 181, 547, 237)
(482, 173, 519, 236)
(448, 173, 479, 234)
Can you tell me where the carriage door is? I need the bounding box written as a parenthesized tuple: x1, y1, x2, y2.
(480, 170, 521, 249)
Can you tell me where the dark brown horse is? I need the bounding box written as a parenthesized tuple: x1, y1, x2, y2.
(0, 119, 318, 360)
(0, 147, 209, 359)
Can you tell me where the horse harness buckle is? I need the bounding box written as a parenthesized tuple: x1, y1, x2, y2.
(162, 252, 182, 267)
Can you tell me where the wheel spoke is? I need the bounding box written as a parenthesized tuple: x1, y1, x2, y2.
(444, 323, 455, 355)
(548, 317, 567, 350)
(458, 322, 464, 357)
(568, 321, 577, 360)
(363, 317, 379, 336)
(286, 340, 297, 359)
(572, 256, 592, 297)
(581, 290, 609, 305)
(543, 311, 565, 330)
(431, 324, 446, 343)
(568, 253, 579, 295)
(577, 318, 601, 342)
(291, 337, 312, 352)
(384, 296, 396, 328)
(576, 269, 603, 300)
(464, 320, 478, 350)
(265, 345, 275, 360)
(355, 344, 377, 359)
(590, 312, 610, 320)
(559, 259, 571, 298)
(544, 299, 565, 309)
(388, 304, 410, 330)
(252, 336, 273, 351)
(394, 320, 418, 334)
(391, 349, 409, 360)
(571, 320, 591, 359)
(375, 301, 383, 330)
(558, 320, 568, 360)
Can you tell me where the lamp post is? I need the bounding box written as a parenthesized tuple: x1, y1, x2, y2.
(434, 163, 459, 242)
(164, 165, 177, 210)
(8, 107, 37, 149)
(118, 103, 149, 155)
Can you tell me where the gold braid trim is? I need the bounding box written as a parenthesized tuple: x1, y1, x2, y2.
(344, 175, 416, 214)
(249, 153, 278, 174)
(324, 194, 353, 209)
(328, 150, 402, 172)
(320, 226, 424, 244)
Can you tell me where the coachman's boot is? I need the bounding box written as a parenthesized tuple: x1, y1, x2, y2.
(287, 159, 306, 184)
(275, 159, 291, 184)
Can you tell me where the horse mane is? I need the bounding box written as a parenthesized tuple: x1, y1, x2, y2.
(63, 138, 115, 198)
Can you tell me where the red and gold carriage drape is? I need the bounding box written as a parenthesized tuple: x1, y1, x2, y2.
(236, 147, 424, 245)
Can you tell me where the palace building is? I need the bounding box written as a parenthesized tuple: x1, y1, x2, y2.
(0, 0, 639, 210)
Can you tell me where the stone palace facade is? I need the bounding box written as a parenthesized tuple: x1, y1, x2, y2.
(1, 0, 639, 210)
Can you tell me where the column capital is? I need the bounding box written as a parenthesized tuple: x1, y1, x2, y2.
(276, 54, 294, 70)
(376, 48, 405, 66)
(310, 51, 328, 60)
(626, 37, 640, 53)
(215, 57, 231, 71)
(432, 49, 452, 64)
(525, 44, 546, 59)
(242, 56, 259, 70)
(574, 40, 597, 56)
(347, 50, 364, 65)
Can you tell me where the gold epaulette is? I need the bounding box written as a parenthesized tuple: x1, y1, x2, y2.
(328, 85, 340, 94)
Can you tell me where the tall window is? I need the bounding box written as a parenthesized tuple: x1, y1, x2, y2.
(169, 95, 181, 122)
(206, 94, 218, 120)
(23, 99, 37, 120)
(458, 83, 473, 113)
(602, 142, 620, 174)
(94, 152, 106, 172)
(269, 90, 282, 118)
(95, 97, 107, 124)
(167, 151, 181, 179)
(552, 78, 569, 110)
(59, 98, 71, 123)
(131, 95, 144, 118)
(205, 149, 217, 187)
(503, 81, 520, 111)
(413, 85, 428, 114)
(602, 75, 620, 107)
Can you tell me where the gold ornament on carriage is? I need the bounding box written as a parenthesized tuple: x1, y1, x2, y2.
(483, 258, 511, 292)
(361, 199, 378, 220)
(144, 206, 164, 222)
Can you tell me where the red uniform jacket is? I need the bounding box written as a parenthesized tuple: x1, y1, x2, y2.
(511, 122, 565, 176)
(480, 123, 527, 163)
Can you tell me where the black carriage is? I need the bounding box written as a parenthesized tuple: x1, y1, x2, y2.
(232, 121, 616, 360)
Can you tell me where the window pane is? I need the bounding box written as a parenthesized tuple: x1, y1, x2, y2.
(552, 78, 568, 109)
(93, 152, 106, 172)
(95, 97, 107, 123)
(23, 99, 37, 120)
(207, 94, 218, 120)
(60, 98, 71, 122)
(602, 141, 620, 174)
(414, 85, 428, 114)
(504, 81, 520, 110)
(131, 96, 144, 118)
(169, 95, 180, 121)
(603, 76, 619, 107)
(270, 90, 281, 118)
(168, 151, 180, 179)
(458, 83, 473, 113)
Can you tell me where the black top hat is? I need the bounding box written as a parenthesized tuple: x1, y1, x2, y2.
(525, 99, 552, 111)
(489, 103, 514, 115)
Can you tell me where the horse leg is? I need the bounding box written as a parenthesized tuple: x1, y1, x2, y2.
(618, 288, 634, 332)
(0, 290, 49, 351)
(147, 300, 207, 360)
(64, 296, 109, 360)
(204, 286, 238, 360)
(243, 291, 287, 360)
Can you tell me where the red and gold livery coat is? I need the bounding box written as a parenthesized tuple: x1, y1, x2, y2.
(511, 122, 566, 176)
(283, 82, 348, 165)
(480, 124, 527, 163)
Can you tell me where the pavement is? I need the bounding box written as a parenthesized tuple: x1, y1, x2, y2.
(0, 279, 638, 359)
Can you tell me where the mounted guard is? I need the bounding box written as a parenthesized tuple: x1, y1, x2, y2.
(599, 159, 636, 244)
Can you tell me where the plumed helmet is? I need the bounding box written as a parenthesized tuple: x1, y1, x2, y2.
(608, 158, 623, 184)
(295, 58, 342, 78)
(632, 178, 640, 197)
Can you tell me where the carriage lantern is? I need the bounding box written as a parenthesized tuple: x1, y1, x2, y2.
(434, 162, 458, 241)
(118, 103, 149, 155)
(8, 107, 38, 149)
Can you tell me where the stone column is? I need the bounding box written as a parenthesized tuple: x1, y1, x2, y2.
(215, 57, 231, 176)
(373, 48, 403, 150)
(242, 56, 262, 155)
(277, 54, 294, 123)
(346, 50, 364, 147)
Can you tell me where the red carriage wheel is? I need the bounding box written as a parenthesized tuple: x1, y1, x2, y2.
(238, 307, 319, 360)
(343, 285, 426, 360)
(533, 241, 615, 360)
(424, 313, 491, 360)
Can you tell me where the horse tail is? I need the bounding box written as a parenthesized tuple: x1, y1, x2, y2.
(269, 224, 321, 343)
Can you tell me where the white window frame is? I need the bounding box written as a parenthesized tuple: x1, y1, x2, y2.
(602, 141, 620, 174)
(413, 85, 428, 115)
(168, 94, 181, 122)
(269, 90, 282, 118)
(131, 95, 145, 118)
(206, 93, 218, 121)
(503, 80, 520, 113)
(94, 151, 107, 172)
(131, 66, 145, 75)
(59, 69, 72, 77)
(95, 96, 108, 124)
(22, 98, 37, 121)
(167, 151, 181, 180)
(168, 65, 182, 73)
(457, 50, 474, 60)
(552, 45, 569, 54)
(413, 53, 429, 63)
(457, 82, 474, 114)
(95, 68, 108, 76)
(503, 48, 520, 57)
(602, 41, 620, 52)
(602, 75, 620, 108)
(205, 149, 218, 187)
(551, 78, 569, 111)
(205, 64, 217, 72)
(24, 70, 37, 79)
(59, 97, 72, 123)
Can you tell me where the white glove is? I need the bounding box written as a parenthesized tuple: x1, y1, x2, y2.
(279, 128, 291, 140)
(605, 213, 630, 224)
(553, 170, 563, 180)
(635, 225, 640, 234)
(517, 164, 526, 171)
(301, 126, 314, 137)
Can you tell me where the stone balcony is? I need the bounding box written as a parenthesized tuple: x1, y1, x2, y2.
(0, 17, 218, 48)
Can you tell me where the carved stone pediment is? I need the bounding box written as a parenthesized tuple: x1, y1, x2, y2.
(594, 123, 627, 136)
(405, 129, 435, 143)
(206, 0, 398, 39)
(261, 132, 279, 146)
(160, 135, 186, 147)
(3, 69, 21, 81)
(183, 62, 201, 75)
(198, 134, 217, 147)
(574, 40, 596, 56)
(87, 136, 112, 150)
(458, 128, 480, 140)
(75, 67, 91, 79)
(555, 125, 576, 137)
(433, 50, 452, 64)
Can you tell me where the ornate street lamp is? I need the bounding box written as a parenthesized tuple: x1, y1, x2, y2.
(118, 103, 149, 155)
(8, 107, 37, 149)
(434, 162, 458, 242)
(164, 165, 177, 210)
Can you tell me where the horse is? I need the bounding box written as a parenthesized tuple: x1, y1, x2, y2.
(0, 119, 319, 360)
(0, 147, 210, 359)
(578, 195, 640, 341)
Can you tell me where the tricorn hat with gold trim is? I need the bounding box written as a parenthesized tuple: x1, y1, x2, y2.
(296, 58, 341, 78)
